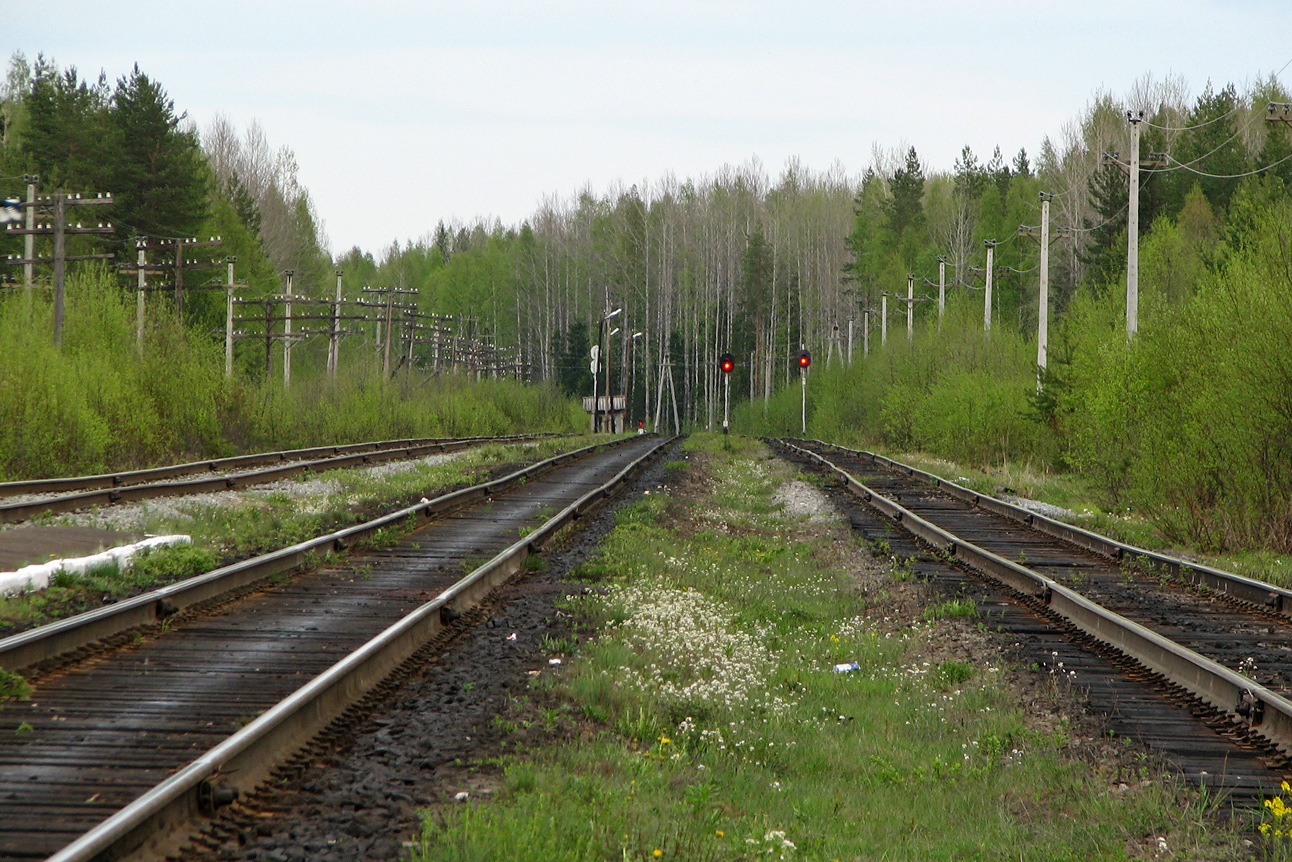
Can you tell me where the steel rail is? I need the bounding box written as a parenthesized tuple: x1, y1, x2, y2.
(0, 436, 633, 674)
(0, 434, 558, 524)
(0, 434, 554, 497)
(777, 439, 1292, 759)
(46, 434, 672, 862)
(797, 438, 1292, 615)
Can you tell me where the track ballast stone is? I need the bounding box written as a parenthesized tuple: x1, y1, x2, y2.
(179, 440, 683, 862)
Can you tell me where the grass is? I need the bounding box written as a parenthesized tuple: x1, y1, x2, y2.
(0, 436, 593, 634)
(411, 433, 1250, 861)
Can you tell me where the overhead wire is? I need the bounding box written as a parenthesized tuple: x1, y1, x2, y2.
(1141, 109, 1267, 173)
(1161, 147, 1292, 179)
(1141, 56, 1292, 132)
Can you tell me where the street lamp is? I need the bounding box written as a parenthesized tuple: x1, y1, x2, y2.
(592, 307, 621, 433)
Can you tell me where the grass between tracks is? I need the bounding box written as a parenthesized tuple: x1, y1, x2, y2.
(0, 436, 600, 635)
(412, 434, 1255, 862)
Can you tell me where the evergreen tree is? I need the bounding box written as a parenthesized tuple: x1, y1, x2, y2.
(886, 147, 925, 264)
(558, 320, 593, 396)
(953, 145, 989, 200)
(1166, 82, 1247, 214)
(1012, 148, 1032, 179)
(1082, 163, 1128, 287)
(23, 57, 112, 190)
(111, 65, 208, 238)
(987, 145, 1012, 199)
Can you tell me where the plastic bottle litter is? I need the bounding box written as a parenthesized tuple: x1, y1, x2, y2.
(548, 658, 562, 666)
(832, 662, 860, 673)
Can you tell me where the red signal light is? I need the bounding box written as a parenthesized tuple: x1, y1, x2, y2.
(797, 349, 812, 368)
(719, 352, 735, 374)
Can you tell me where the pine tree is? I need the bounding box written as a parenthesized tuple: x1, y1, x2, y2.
(23, 57, 113, 190)
(1166, 82, 1247, 214)
(111, 65, 208, 238)
(886, 146, 925, 243)
(1081, 163, 1127, 287)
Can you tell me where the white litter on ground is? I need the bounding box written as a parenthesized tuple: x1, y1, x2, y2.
(0, 534, 191, 595)
(773, 478, 842, 523)
(1000, 495, 1076, 521)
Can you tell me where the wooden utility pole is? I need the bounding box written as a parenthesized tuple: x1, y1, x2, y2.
(1, 191, 115, 346)
(154, 237, 222, 320)
(359, 285, 418, 376)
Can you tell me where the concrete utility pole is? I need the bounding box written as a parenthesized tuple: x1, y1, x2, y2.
(283, 270, 294, 387)
(136, 239, 148, 351)
(847, 318, 853, 364)
(906, 273, 914, 340)
(881, 294, 888, 346)
(937, 256, 946, 326)
(1038, 192, 1052, 385)
(334, 279, 348, 375)
(983, 240, 997, 333)
(1126, 110, 1143, 338)
(22, 175, 35, 293)
(225, 257, 237, 379)
(863, 304, 870, 356)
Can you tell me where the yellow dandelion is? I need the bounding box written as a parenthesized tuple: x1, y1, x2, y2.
(652, 850, 662, 858)
(715, 830, 725, 837)
(658, 736, 671, 745)
(1284, 780, 1291, 794)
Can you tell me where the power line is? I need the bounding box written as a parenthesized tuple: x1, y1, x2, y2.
(1142, 56, 1292, 132)
(1161, 147, 1292, 179)
(1142, 109, 1266, 173)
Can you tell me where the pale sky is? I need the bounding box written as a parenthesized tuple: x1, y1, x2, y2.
(6, 1, 1289, 256)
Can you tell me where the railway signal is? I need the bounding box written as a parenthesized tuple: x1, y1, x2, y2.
(797, 348, 811, 435)
(719, 353, 735, 433)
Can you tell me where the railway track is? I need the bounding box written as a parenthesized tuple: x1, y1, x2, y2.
(773, 437, 1292, 803)
(0, 434, 668, 861)
(0, 434, 554, 525)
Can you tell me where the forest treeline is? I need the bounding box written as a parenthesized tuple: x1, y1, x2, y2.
(3, 53, 1292, 550)
(0, 53, 579, 475)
